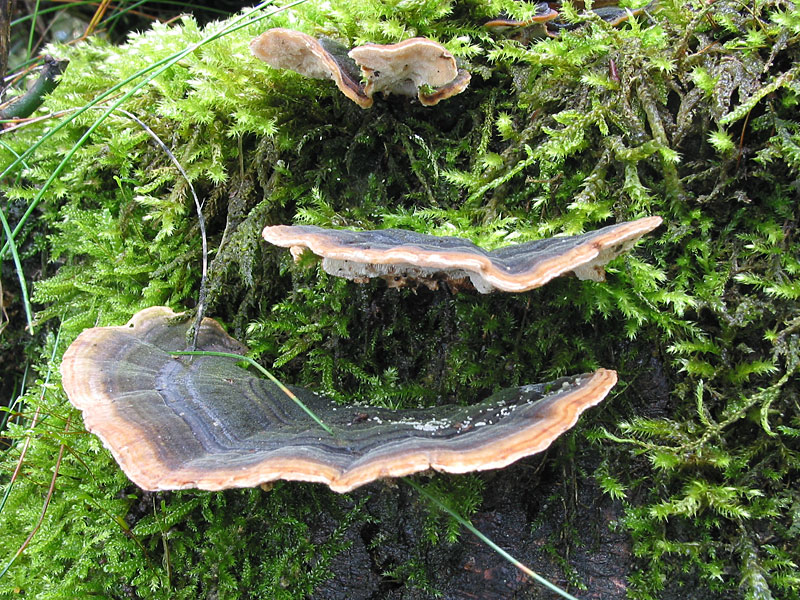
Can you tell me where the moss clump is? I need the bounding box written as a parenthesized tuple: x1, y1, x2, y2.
(1, 0, 799, 597)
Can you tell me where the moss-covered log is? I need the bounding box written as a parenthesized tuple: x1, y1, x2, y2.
(0, 1, 798, 598)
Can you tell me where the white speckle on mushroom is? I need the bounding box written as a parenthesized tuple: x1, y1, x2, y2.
(411, 418, 450, 432)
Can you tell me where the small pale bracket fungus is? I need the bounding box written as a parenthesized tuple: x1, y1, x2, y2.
(262, 216, 662, 293)
(348, 37, 471, 106)
(61, 307, 617, 493)
(250, 29, 469, 107)
(250, 28, 372, 108)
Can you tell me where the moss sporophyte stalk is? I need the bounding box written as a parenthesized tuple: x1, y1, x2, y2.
(1, 1, 799, 598)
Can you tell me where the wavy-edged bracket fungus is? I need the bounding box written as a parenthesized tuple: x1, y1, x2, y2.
(485, 1, 652, 38)
(61, 307, 617, 493)
(249, 28, 371, 107)
(484, 2, 560, 36)
(347, 38, 471, 107)
(262, 216, 662, 293)
(249, 29, 470, 108)
(547, 3, 653, 32)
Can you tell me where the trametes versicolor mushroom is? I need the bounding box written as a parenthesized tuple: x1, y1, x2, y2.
(485, 1, 653, 39)
(61, 307, 617, 493)
(262, 216, 663, 293)
(348, 38, 471, 107)
(484, 2, 559, 36)
(249, 28, 470, 108)
(249, 28, 372, 107)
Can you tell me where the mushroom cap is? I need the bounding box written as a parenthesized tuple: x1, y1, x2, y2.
(250, 28, 371, 107)
(487, 2, 651, 37)
(545, 2, 653, 35)
(262, 216, 663, 293)
(591, 6, 644, 26)
(62, 307, 617, 493)
(348, 37, 460, 98)
(485, 3, 560, 31)
(250, 29, 469, 107)
(418, 68, 472, 106)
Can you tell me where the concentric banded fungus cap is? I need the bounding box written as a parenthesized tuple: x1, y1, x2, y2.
(484, 2, 560, 32)
(61, 307, 617, 493)
(348, 37, 471, 106)
(487, 2, 651, 37)
(262, 216, 662, 293)
(591, 5, 649, 26)
(250, 28, 372, 107)
(545, 2, 653, 34)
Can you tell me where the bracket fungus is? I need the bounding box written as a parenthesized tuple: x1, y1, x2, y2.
(486, 1, 652, 38)
(249, 28, 371, 107)
(484, 3, 560, 36)
(262, 216, 662, 293)
(250, 29, 469, 108)
(62, 307, 617, 493)
(347, 38, 471, 107)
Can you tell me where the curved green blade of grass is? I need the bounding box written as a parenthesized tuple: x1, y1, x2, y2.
(0, 206, 33, 333)
(0, 137, 30, 172)
(403, 478, 582, 600)
(26, 0, 43, 62)
(168, 350, 335, 435)
(0, 136, 32, 335)
(0, 364, 29, 434)
(0, 325, 61, 519)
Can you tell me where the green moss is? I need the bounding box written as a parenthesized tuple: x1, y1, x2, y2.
(1, 0, 799, 597)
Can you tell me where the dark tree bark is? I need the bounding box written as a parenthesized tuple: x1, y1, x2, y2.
(0, 0, 12, 85)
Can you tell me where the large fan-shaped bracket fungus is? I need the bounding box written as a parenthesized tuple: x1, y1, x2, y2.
(61, 307, 618, 493)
